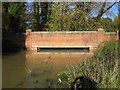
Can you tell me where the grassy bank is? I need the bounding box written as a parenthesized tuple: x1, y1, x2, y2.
(58, 40, 120, 88)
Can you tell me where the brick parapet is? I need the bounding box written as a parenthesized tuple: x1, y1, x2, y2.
(25, 28, 118, 52)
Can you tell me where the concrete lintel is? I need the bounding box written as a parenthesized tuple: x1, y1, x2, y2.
(31, 31, 98, 34)
(105, 32, 116, 34)
(32, 46, 95, 48)
(32, 52, 94, 55)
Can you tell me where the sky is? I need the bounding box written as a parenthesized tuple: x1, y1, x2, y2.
(25, 0, 120, 2)
(26, 2, 119, 20)
(102, 2, 118, 20)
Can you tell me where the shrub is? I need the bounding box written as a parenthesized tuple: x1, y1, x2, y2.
(58, 40, 120, 88)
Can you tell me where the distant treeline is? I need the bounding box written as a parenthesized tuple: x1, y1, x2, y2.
(2, 2, 119, 32)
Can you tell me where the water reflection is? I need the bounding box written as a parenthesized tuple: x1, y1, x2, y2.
(2, 51, 27, 88)
(3, 49, 93, 88)
(26, 49, 93, 88)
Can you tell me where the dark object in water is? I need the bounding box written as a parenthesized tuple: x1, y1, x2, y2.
(71, 76, 97, 90)
(35, 80, 39, 84)
(17, 82, 24, 86)
(31, 73, 40, 77)
(48, 56, 51, 59)
(46, 78, 54, 88)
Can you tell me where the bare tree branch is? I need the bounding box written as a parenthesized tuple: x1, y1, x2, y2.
(96, 0, 118, 19)
(103, 1, 118, 14)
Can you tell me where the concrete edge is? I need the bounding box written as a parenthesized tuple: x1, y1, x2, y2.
(31, 31, 98, 34)
(105, 32, 116, 34)
(32, 52, 94, 55)
(32, 46, 95, 48)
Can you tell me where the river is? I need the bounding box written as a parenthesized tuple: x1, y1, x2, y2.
(2, 49, 93, 88)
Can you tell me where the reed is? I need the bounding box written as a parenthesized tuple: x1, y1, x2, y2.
(58, 40, 120, 88)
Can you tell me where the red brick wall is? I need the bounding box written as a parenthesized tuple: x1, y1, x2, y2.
(25, 28, 119, 52)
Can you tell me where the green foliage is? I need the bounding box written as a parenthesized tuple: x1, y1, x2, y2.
(40, 2, 49, 31)
(2, 2, 26, 32)
(33, 2, 40, 31)
(100, 18, 117, 32)
(48, 2, 102, 31)
(9, 3, 20, 17)
(40, 2, 48, 24)
(2, 2, 118, 32)
(114, 15, 119, 31)
(58, 41, 120, 88)
(49, 2, 61, 31)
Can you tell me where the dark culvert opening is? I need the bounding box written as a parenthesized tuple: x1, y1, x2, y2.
(37, 47, 89, 53)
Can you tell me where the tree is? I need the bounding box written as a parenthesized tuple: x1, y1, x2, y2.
(72, 2, 99, 30)
(32, 2, 50, 31)
(33, 2, 40, 31)
(2, 2, 10, 32)
(48, 1, 117, 31)
(114, 9, 120, 40)
(96, 1, 118, 19)
(114, 15, 119, 30)
(73, 2, 118, 30)
(2, 2, 26, 32)
(40, 2, 50, 31)
(49, 2, 61, 31)
(100, 17, 116, 31)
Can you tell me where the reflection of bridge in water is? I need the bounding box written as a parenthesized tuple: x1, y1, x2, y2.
(25, 52, 93, 88)
(25, 28, 119, 53)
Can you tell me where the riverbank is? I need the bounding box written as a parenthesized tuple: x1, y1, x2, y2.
(58, 40, 120, 88)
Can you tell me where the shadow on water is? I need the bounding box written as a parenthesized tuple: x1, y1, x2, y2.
(2, 32, 26, 56)
(2, 50, 27, 88)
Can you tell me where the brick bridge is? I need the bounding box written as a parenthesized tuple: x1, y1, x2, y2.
(25, 28, 119, 53)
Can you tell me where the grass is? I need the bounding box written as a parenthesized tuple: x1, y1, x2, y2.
(58, 40, 120, 88)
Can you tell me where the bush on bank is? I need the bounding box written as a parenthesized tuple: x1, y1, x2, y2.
(58, 40, 120, 88)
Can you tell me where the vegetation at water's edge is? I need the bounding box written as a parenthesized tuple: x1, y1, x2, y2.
(58, 40, 120, 88)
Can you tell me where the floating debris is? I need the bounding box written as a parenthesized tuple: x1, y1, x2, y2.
(48, 56, 51, 59)
(35, 80, 39, 84)
(31, 73, 40, 77)
(44, 59, 48, 62)
(58, 78, 62, 83)
(17, 82, 24, 86)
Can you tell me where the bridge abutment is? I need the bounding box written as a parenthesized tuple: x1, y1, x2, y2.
(26, 29, 32, 51)
(89, 47, 94, 53)
(31, 47, 37, 52)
